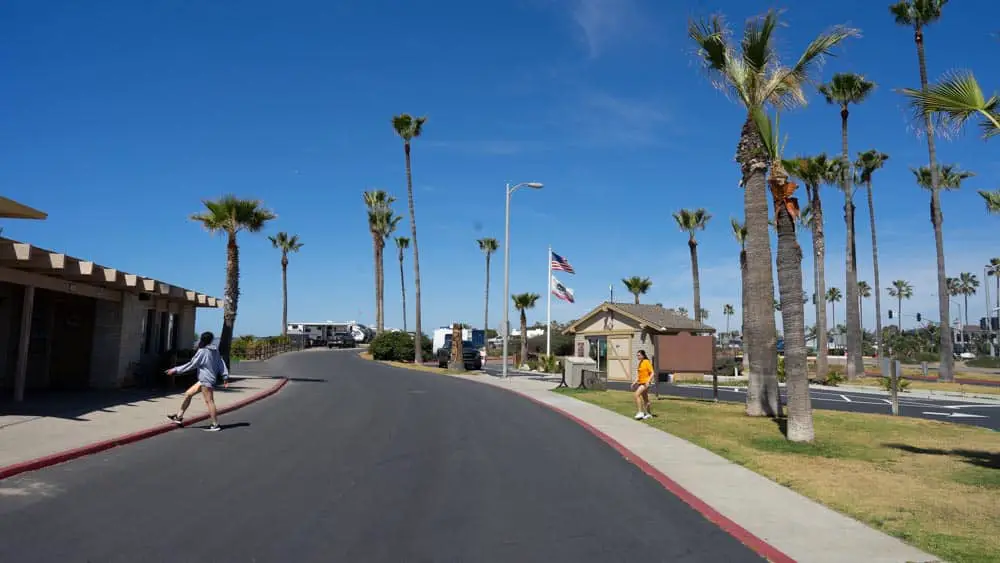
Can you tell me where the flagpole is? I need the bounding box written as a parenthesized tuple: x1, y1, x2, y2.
(546, 245, 552, 357)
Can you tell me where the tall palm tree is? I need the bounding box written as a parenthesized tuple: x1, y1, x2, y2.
(785, 154, 832, 380)
(912, 164, 975, 193)
(858, 281, 871, 336)
(512, 293, 540, 365)
(673, 209, 711, 321)
(689, 10, 855, 417)
(477, 238, 499, 334)
(699, 308, 710, 321)
(888, 280, 914, 332)
(826, 287, 843, 332)
(394, 236, 410, 332)
(723, 304, 735, 336)
(392, 114, 428, 363)
(758, 110, 814, 440)
(364, 190, 400, 333)
(856, 149, 890, 360)
(268, 232, 303, 337)
(956, 272, 979, 328)
(191, 196, 276, 367)
(818, 73, 875, 379)
(732, 218, 749, 375)
(901, 71, 1000, 140)
(891, 0, 953, 381)
(622, 276, 653, 304)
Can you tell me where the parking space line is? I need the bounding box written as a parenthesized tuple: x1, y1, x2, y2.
(840, 394, 851, 403)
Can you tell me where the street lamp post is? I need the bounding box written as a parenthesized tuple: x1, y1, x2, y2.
(502, 181, 544, 379)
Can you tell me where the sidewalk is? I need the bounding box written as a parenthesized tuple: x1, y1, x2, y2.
(0, 375, 286, 479)
(461, 374, 938, 563)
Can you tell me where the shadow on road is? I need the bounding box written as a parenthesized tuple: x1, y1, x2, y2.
(883, 443, 1000, 469)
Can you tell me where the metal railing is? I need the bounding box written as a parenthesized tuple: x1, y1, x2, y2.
(239, 340, 303, 361)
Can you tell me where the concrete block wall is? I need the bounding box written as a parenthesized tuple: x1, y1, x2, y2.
(178, 304, 196, 348)
(89, 299, 123, 388)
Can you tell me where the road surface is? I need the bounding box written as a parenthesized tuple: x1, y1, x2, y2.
(482, 366, 1000, 431)
(0, 350, 763, 563)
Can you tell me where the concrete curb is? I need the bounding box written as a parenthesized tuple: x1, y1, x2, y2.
(469, 380, 795, 563)
(0, 378, 289, 482)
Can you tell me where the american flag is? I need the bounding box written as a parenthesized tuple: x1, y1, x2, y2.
(550, 251, 575, 274)
(551, 276, 575, 303)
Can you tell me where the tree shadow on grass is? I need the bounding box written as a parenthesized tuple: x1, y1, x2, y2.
(883, 443, 1000, 470)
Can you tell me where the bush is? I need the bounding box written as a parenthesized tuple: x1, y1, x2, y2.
(823, 369, 846, 387)
(539, 355, 560, 374)
(776, 356, 785, 383)
(967, 356, 1000, 369)
(881, 376, 911, 392)
(714, 356, 738, 377)
(369, 331, 432, 362)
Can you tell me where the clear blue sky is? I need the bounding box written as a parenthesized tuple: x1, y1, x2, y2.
(2, 0, 995, 337)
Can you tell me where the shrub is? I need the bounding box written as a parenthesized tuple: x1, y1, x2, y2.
(370, 332, 432, 362)
(714, 356, 738, 377)
(526, 358, 540, 371)
(539, 354, 560, 374)
(776, 356, 785, 383)
(881, 375, 911, 392)
(967, 356, 1000, 369)
(824, 369, 846, 387)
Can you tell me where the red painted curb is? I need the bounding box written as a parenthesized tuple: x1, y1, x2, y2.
(0, 378, 289, 481)
(500, 386, 796, 563)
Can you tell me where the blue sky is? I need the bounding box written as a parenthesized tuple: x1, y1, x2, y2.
(2, 0, 996, 337)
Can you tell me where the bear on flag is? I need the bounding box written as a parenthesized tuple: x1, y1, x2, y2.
(551, 275, 575, 303)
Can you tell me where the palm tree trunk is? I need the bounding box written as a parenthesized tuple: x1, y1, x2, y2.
(741, 251, 750, 376)
(372, 234, 381, 333)
(520, 309, 528, 367)
(914, 26, 954, 382)
(281, 256, 288, 336)
(867, 182, 885, 363)
(634, 293, 640, 305)
(775, 197, 813, 441)
(404, 143, 423, 363)
(840, 108, 863, 380)
(483, 254, 490, 333)
(810, 186, 829, 381)
(690, 239, 702, 321)
(399, 251, 408, 333)
(737, 116, 780, 417)
(379, 242, 388, 333)
(219, 232, 240, 368)
(898, 296, 903, 332)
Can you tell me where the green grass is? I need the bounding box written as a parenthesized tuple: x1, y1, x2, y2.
(558, 388, 1000, 563)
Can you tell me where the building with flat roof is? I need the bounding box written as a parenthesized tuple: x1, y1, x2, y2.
(0, 237, 221, 401)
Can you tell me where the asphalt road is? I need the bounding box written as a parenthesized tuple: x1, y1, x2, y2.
(0, 350, 763, 563)
(482, 366, 1000, 431)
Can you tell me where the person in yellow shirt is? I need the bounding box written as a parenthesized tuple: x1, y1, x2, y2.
(632, 349, 654, 420)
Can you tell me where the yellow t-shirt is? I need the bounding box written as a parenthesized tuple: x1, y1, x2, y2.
(637, 358, 654, 384)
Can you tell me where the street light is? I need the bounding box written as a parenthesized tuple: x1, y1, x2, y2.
(502, 181, 544, 379)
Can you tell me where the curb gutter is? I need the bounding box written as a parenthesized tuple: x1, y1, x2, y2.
(0, 378, 289, 481)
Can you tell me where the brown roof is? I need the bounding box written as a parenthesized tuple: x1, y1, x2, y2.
(566, 302, 715, 334)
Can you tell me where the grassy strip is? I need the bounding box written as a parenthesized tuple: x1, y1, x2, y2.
(844, 376, 1000, 396)
(559, 388, 1000, 563)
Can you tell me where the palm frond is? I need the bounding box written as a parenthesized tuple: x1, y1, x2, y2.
(900, 70, 1000, 141)
(766, 25, 859, 109)
(978, 190, 1000, 214)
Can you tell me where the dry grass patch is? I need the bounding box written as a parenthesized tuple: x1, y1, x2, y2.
(560, 388, 1000, 563)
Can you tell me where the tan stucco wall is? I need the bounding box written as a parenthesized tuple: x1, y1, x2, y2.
(571, 310, 659, 381)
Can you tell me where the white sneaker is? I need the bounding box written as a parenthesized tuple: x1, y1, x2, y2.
(642, 413, 653, 420)
(634, 412, 645, 420)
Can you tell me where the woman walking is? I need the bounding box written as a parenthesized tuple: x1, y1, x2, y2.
(166, 331, 229, 431)
(631, 349, 654, 420)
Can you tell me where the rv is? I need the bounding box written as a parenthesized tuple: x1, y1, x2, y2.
(286, 321, 375, 347)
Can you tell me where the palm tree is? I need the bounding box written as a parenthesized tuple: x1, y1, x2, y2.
(392, 114, 428, 363)
(980, 190, 1000, 213)
(394, 236, 410, 332)
(826, 288, 843, 332)
(723, 304, 735, 336)
(956, 272, 979, 328)
(891, 0, 953, 381)
(477, 238, 498, 333)
(699, 308, 710, 321)
(512, 293, 540, 365)
(912, 164, 975, 193)
(689, 10, 855, 418)
(858, 281, 871, 336)
(818, 73, 874, 379)
(901, 71, 1000, 140)
(856, 149, 890, 359)
(732, 218, 750, 375)
(268, 232, 303, 336)
(888, 280, 914, 332)
(622, 276, 653, 304)
(191, 196, 276, 367)
(364, 190, 400, 333)
(673, 209, 711, 321)
(785, 154, 832, 380)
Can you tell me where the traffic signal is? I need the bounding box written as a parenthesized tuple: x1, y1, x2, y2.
(888, 309, 893, 319)
(916, 313, 922, 322)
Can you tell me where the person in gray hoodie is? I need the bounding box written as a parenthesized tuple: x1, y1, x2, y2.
(165, 331, 229, 431)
